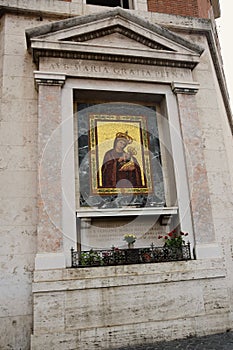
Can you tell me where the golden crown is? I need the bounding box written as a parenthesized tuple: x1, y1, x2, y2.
(115, 131, 133, 144)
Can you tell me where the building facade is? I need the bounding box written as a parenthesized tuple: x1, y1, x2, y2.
(1, 0, 233, 349)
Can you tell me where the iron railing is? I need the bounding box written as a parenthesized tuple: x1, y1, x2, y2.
(71, 243, 191, 267)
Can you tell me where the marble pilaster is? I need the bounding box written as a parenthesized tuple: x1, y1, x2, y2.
(172, 81, 221, 258)
(34, 71, 66, 269)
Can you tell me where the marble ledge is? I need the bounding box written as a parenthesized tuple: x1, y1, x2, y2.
(32, 258, 226, 292)
(76, 206, 178, 218)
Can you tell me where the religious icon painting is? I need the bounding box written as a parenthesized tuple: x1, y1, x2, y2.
(89, 114, 153, 195)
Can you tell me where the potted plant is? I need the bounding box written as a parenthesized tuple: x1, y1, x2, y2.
(123, 234, 137, 249)
(158, 230, 188, 248)
(158, 230, 189, 260)
(79, 249, 103, 267)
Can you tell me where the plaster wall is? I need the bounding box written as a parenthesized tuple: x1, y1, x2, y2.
(169, 30, 233, 321)
(0, 13, 57, 350)
(192, 33, 233, 321)
(0, 17, 4, 121)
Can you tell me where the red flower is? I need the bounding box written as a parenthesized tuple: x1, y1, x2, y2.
(164, 236, 168, 240)
(143, 253, 151, 262)
(168, 232, 174, 237)
(158, 235, 163, 239)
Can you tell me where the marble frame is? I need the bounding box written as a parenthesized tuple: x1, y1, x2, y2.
(60, 78, 195, 264)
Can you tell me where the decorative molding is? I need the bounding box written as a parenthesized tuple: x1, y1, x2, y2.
(63, 24, 173, 51)
(32, 49, 198, 70)
(171, 81, 200, 95)
(34, 71, 66, 89)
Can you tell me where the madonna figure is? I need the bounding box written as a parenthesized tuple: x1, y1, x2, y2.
(101, 131, 143, 188)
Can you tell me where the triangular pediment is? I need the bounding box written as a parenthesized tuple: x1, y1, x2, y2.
(26, 7, 203, 69)
(84, 31, 153, 50)
(62, 26, 174, 51)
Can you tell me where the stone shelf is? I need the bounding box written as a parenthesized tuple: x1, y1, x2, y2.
(76, 206, 178, 218)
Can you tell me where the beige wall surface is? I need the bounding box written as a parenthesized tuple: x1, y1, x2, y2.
(0, 13, 60, 350)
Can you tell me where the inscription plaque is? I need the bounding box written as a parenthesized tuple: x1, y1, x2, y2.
(40, 57, 192, 83)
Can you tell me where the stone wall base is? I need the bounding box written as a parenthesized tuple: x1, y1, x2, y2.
(31, 260, 231, 349)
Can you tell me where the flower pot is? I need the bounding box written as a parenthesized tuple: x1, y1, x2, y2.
(128, 242, 134, 249)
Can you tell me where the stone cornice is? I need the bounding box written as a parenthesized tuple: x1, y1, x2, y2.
(31, 46, 199, 70)
(34, 71, 66, 90)
(171, 81, 200, 95)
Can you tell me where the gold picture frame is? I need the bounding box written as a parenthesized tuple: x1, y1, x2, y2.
(89, 114, 153, 195)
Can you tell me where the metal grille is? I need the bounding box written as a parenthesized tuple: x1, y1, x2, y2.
(71, 243, 191, 268)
